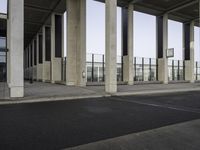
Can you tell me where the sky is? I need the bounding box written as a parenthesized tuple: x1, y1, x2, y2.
(1, 0, 200, 61)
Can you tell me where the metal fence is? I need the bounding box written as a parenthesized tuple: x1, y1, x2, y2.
(195, 61, 200, 81)
(0, 49, 7, 82)
(61, 57, 67, 81)
(134, 57, 158, 82)
(168, 59, 185, 81)
(61, 54, 158, 83)
(86, 54, 123, 83)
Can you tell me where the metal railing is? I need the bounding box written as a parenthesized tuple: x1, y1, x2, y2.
(0, 48, 8, 99)
(86, 53, 123, 83)
(168, 59, 185, 81)
(0, 47, 7, 82)
(134, 57, 158, 82)
(61, 55, 158, 83)
(195, 61, 200, 81)
(61, 57, 67, 81)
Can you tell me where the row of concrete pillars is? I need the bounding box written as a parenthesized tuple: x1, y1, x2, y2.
(7, 0, 196, 98)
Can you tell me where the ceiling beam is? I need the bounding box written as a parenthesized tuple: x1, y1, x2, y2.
(24, 21, 43, 26)
(165, 0, 198, 14)
(129, 0, 143, 4)
(24, 4, 52, 13)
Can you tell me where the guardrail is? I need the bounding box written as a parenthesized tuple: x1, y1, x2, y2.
(134, 57, 158, 82)
(195, 61, 200, 81)
(168, 59, 185, 81)
(61, 54, 158, 83)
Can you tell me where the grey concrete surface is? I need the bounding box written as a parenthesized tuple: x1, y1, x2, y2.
(1, 92, 200, 150)
(64, 119, 200, 150)
(1, 82, 200, 105)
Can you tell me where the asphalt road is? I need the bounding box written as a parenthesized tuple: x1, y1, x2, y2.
(0, 91, 200, 150)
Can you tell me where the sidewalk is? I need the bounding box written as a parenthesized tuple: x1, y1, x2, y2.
(1, 82, 200, 105)
(64, 119, 200, 150)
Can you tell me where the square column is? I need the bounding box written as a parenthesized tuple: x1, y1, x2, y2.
(105, 0, 117, 93)
(156, 14, 168, 84)
(29, 44, 32, 80)
(66, 0, 86, 86)
(122, 4, 134, 85)
(51, 13, 63, 83)
(183, 21, 195, 83)
(25, 48, 29, 80)
(42, 26, 51, 82)
(36, 34, 43, 81)
(32, 39, 37, 80)
(7, 0, 24, 97)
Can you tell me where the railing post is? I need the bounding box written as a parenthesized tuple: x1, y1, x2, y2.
(149, 58, 152, 81)
(134, 57, 136, 81)
(102, 54, 105, 82)
(183, 60, 185, 80)
(172, 60, 174, 81)
(121, 56, 123, 82)
(156, 59, 158, 81)
(142, 57, 144, 81)
(92, 54, 94, 82)
(178, 60, 180, 80)
(65, 57, 67, 81)
(196, 62, 198, 81)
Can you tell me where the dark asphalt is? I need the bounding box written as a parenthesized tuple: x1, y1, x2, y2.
(0, 91, 200, 150)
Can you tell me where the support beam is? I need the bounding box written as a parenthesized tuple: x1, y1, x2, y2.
(156, 14, 168, 84)
(7, 0, 24, 97)
(66, 0, 86, 86)
(105, 0, 117, 93)
(183, 21, 195, 83)
(122, 4, 134, 85)
(165, 0, 198, 14)
(130, 0, 143, 4)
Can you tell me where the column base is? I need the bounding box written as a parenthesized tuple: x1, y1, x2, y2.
(128, 81, 134, 85)
(105, 84, 117, 94)
(10, 86, 24, 98)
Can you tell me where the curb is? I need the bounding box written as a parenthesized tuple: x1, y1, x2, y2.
(113, 88, 200, 96)
(0, 94, 111, 105)
(1, 88, 200, 105)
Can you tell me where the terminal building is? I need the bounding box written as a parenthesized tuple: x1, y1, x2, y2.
(0, 0, 200, 98)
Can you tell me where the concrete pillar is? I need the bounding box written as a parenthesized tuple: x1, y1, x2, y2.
(183, 21, 195, 83)
(122, 4, 134, 85)
(29, 44, 32, 80)
(36, 34, 43, 81)
(66, 0, 86, 86)
(7, 0, 24, 97)
(42, 26, 51, 82)
(156, 14, 168, 84)
(105, 0, 117, 93)
(25, 48, 28, 79)
(51, 13, 63, 83)
(32, 39, 37, 80)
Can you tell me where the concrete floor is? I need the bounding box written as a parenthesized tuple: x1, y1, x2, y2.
(0, 91, 200, 150)
(65, 119, 200, 150)
(1, 82, 200, 102)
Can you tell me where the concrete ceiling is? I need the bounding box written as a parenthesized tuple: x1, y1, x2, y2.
(24, 0, 66, 47)
(24, 0, 199, 48)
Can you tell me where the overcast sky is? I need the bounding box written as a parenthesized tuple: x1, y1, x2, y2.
(1, 0, 200, 61)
